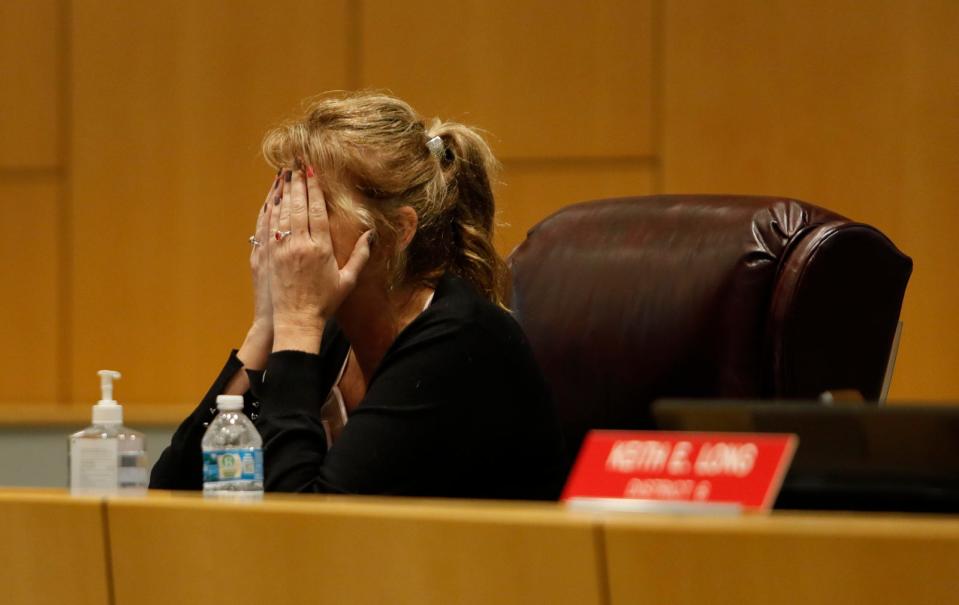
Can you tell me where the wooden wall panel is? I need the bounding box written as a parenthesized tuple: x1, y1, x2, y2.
(0, 0, 60, 168)
(360, 0, 655, 160)
(69, 0, 351, 404)
(3, 0, 955, 409)
(0, 180, 60, 402)
(661, 0, 959, 400)
(495, 161, 655, 256)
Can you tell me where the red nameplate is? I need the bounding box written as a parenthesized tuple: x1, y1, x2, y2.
(562, 431, 797, 511)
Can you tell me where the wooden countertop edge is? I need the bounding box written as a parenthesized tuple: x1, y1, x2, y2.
(2, 488, 957, 536)
(0, 403, 193, 426)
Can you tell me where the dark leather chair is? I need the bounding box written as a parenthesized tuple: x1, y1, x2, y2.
(508, 195, 913, 456)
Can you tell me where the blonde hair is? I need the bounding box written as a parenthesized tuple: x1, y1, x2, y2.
(261, 91, 509, 308)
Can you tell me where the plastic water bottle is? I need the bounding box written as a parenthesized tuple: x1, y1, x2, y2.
(201, 395, 263, 497)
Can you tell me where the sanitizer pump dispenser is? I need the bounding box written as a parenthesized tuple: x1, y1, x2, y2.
(68, 370, 149, 495)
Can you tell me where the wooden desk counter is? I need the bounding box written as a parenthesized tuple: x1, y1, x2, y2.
(2, 488, 958, 605)
(602, 511, 959, 605)
(106, 491, 605, 605)
(0, 488, 111, 605)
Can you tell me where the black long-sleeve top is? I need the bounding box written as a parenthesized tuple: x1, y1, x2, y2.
(150, 274, 567, 500)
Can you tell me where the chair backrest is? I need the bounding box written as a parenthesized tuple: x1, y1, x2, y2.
(508, 195, 913, 455)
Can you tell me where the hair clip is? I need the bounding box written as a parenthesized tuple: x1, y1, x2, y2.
(426, 135, 444, 159)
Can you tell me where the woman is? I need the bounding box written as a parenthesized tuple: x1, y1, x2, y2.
(150, 92, 566, 499)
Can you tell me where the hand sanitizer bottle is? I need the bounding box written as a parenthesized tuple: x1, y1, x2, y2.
(69, 370, 148, 495)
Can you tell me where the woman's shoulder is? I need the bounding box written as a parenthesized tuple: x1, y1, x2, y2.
(417, 273, 527, 346)
(377, 273, 547, 404)
(380, 274, 533, 374)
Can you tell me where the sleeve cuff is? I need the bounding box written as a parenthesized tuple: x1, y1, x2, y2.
(257, 350, 325, 416)
(194, 349, 246, 419)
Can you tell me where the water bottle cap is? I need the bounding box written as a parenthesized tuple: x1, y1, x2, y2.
(216, 395, 244, 410)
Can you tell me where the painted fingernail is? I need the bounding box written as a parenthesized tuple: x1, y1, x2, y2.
(273, 176, 280, 190)
(306, 165, 315, 178)
(274, 194, 281, 205)
(284, 170, 292, 183)
(276, 168, 282, 176)
(263, 202, 268, 213)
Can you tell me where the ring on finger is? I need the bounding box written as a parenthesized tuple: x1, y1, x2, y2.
(249, 235, 261, 247)
(274, 230, 292, 241)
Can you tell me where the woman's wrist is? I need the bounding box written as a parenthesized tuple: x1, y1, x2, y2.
(237, 321, 273, 370)
(272, 316, 325, 354)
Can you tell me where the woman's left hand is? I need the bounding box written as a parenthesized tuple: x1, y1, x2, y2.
(268, 168, 372, 352)
(234, 173, 280, 371)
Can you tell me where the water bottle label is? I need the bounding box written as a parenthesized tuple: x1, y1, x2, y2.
(203, 449, 263, 483)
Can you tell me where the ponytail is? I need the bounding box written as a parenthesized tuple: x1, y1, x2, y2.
(425, 120, 510, 309)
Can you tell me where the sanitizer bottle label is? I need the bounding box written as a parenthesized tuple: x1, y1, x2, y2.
(71, 439, 119, 493)
(203, 449, 263, 482)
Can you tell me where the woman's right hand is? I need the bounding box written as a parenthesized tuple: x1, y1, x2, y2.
(236, 173, 281, 370)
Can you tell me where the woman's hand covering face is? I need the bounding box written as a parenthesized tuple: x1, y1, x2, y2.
(268, 168, 372, 338)
(251, 174, 279, 330)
